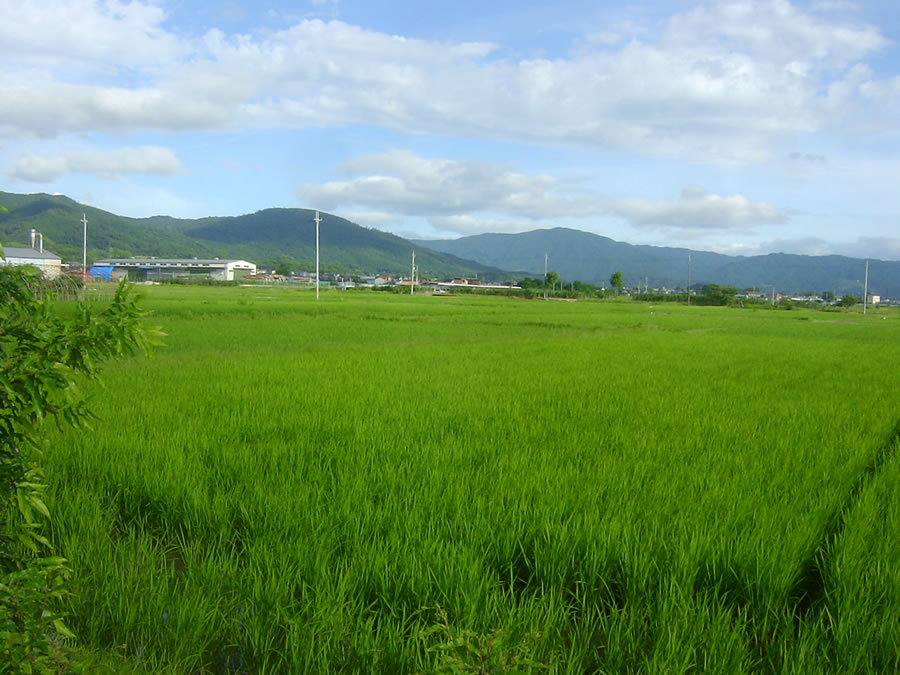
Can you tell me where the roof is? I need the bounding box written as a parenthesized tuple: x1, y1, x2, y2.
(94, 258, 254, 267)
(1, 247, 62, 261)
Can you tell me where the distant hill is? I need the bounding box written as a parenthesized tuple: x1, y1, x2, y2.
(0, 191, 218, 262)
(0, 191, 504, 279)
(4, 191, 893, 294)
(413, 228, 898, 296)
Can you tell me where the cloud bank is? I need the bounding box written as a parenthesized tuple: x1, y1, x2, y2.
(1, 0, 895, 165)
(13, 146, 184, 182)
(297, 150, 789, 235)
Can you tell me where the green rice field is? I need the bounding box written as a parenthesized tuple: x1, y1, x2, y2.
(43, 286, 900, 672)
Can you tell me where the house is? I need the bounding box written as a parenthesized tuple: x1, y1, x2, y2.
(0, 246, 63, 279)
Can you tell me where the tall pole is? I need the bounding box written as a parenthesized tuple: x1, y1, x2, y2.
(410, 250, 415, 296)
(687, 254, 691, 306)
(314, 211, 322, 300)
(863, 260, 869, 315)
(544, 252, 548, 301)
(81, 213, 88, 284)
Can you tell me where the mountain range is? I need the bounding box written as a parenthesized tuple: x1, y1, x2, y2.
(1, 190, 895, 295)
(415, 229, 895, 296)
(0, 191, 503, 279)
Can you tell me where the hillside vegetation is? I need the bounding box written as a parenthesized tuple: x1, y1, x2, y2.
(0, 191, 504, 279)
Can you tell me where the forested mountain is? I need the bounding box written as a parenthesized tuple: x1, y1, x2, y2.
(0, 191, 218, 261)
(4, 191, 894, 294)
(414, 228, 897, 296)
(0, 192, 504, 278)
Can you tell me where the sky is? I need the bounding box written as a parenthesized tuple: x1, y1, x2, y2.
(3, 0, 900, 259)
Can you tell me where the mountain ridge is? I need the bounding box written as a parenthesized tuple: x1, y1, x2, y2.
(413, 228, 895, 296)
(0, 191, 505, 279)
(2, 191, 894, 294)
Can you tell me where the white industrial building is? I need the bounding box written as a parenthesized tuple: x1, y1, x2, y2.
(0, 246, 63, 278)
(93, 257, 257, 282)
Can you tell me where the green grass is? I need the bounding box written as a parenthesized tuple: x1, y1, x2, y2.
(41, 287, 900, 672)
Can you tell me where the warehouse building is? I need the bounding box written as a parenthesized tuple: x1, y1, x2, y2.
(0, 246, 63, 278)
(93, 258, 257, 282)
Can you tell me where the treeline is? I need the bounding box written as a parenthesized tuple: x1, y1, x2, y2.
(638, 284, 745, 306)
(517, 276, 603, 298)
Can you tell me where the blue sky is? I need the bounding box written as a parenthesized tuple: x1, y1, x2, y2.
(3, 0, 900, 259)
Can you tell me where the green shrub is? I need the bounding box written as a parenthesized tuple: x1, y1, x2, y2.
(0, 266, 159, 671)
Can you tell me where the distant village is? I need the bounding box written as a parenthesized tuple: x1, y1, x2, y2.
(1, 228, 891, 306)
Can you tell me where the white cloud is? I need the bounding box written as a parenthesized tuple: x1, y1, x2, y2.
(297, 150, 788, 235)
(298, 150, 574, 218)
(0, 0, 184, 70)
(664, 0, 885, 69)
(611, 187, 788, 230)
(840, 237, 900, 260)
(13, 146, 184, 182)
(0, 1, 894, 164)
(0, 78, 230, 138)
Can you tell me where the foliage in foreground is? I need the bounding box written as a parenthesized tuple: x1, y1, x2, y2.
(0, 266, 159, 671)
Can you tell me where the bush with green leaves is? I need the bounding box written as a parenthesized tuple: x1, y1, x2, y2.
(0, 263, 159, 671)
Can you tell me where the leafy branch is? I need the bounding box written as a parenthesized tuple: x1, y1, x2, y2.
(0, 266, 162, 670)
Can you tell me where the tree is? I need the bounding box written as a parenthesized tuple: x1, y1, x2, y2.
(517, 277, 542, 291)
(571, 280, 597, 297)
(545, 271, 559, 293)
(701, 284, 738, 306)
(0, 263, 160, 668)
(610, 271, 623, 295)
(839, 294, 857, 307)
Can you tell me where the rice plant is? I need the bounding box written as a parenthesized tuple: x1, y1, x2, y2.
(40, 287, 900, 672)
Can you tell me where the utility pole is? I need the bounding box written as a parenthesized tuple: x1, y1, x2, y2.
(410, 250, 415, 296)
(864, 260, 869, 315)
(314, 211, 322, 300)
(81, 213, 88, 285)
(687, 255, 691, 306)
(544, 252, 548, 300)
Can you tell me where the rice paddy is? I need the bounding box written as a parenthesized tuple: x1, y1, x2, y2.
(42, 286, 900, 672)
